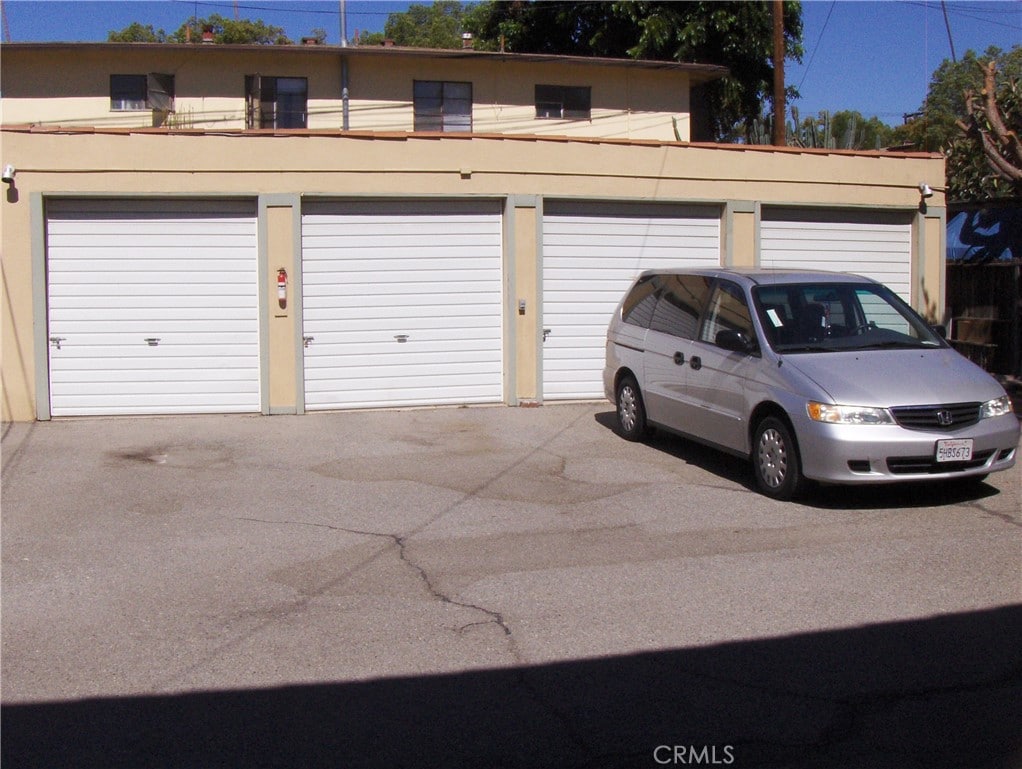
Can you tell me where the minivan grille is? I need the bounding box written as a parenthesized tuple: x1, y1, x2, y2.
(890, 402, 981, 431)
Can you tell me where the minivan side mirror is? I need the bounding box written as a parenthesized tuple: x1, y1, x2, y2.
(716, 329, 757, 355)
(931, 324, 947, 339)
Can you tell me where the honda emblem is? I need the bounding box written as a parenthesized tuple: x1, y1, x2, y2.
(936, 410, 954, 426)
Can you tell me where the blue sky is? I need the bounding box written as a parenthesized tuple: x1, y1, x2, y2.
(2, 0, 1019, 125)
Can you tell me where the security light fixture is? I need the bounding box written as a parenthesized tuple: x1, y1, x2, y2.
(2, 165, 15, 184)
(918, 182, 933, 199)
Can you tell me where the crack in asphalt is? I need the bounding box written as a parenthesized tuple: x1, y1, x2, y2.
(156, 408, 593, 693)
(234, 518, 594, 763)
(238, 517, 518, 645)
(394, 533, 516, 640)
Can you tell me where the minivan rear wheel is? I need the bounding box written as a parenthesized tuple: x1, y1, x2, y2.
(616, 375, 649, 442)
(753, 416, 804, 500)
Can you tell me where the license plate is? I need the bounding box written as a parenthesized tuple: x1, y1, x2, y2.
(936, 438, 973, 463)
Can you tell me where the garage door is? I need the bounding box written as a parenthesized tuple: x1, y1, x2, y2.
(542, 201, 721, 399)
(302, 200, 504, 410)
(761, 209, 914, 300)
(46, 199, 260, 417)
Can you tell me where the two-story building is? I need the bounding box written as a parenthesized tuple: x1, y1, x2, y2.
(0, 41, 947, 421)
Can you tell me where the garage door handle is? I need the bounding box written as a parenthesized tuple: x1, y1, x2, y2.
(144, 338, 161, 347)
(49, 336, 66, 350)
(673, 351, 685, 366)
(303, 336, 314, 348)
(543, 328, 551, 342)
(394, 334, 409, 344)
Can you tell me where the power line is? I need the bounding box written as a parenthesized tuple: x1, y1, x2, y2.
(1, 0, 10, 43)
(167, 0, 391, 18)
(941, 0, 957, 62)
(797, 0, 836, 93)
(902, 0, 1022, 34)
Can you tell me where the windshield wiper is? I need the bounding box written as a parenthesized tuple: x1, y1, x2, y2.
(852, 340, 926, 350)
(776, 344, 836, 353)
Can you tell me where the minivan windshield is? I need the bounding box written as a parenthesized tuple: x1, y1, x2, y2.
(752, 282, 946, 354)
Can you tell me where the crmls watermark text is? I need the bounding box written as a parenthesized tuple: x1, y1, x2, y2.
(653, 745, 735, 765)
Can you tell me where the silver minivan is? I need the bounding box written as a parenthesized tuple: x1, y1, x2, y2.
(603, 268, 1019, 499)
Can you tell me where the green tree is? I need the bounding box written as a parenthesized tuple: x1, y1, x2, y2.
(378, 0, 468, 48)
(464, 0, 804, 142)
(168, 14, 292, 45)
(110, 14, 292, 45)
(107, 22, 168, 42)
(892, 46, 1022, 200)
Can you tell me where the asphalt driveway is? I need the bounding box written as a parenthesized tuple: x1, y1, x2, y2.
(2, 404, 1020, 768)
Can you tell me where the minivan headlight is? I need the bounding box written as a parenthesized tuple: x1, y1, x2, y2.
(807, 402, 894, 425)
(980, 395, 1013, 419)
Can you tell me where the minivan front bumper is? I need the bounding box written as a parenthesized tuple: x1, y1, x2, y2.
(794, 413, 1020, 484)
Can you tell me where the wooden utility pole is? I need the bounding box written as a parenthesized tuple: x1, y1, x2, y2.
(772, 0, 786, 146)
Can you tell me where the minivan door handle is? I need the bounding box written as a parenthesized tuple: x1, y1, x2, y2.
(689, 355, 702, 371)
(673, 351, 685, 366)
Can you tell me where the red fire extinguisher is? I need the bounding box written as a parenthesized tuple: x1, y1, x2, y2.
(277, 268, 287, 310)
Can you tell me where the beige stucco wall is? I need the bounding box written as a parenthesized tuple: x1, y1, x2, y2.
(0, 128, 946, 421)
(1, 46, 692, 140)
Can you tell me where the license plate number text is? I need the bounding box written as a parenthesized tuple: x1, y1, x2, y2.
(936, 439, 973, 463)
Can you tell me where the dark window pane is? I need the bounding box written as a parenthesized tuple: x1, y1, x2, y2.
(275, 77, 307, 128)
(110, 74, 146, 110)
(414, 80, 472, 132)
(536, 102, 561, 119)
(414, 80, 442, 99)
(444, 82, 471, 101)
(535, 84, 591, 120)
(562, 86, 591, 119)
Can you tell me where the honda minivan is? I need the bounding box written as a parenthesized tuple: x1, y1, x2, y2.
(603, 268, 1019, 499)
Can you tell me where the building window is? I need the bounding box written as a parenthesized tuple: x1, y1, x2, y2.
(110, 73, 175, 112)
(245, 75, 308, 129)
(413, 80, 472, 132)
(535, 85, 591, 120)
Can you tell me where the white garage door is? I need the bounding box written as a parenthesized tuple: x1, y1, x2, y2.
(542, 201, 721, 399)
(302, 200, 504, 410)
(761, 209, 914, 300)
(46, 199, 260, 417)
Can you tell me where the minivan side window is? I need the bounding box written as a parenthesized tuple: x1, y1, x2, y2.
(701, 281, 755, 345)
(621, 276, 660, 328)
(649, 274, 713, 338)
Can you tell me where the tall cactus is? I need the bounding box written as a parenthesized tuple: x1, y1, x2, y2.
(749, 107, 891, 150)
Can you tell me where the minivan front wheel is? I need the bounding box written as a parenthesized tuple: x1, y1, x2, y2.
(616, 375, 649, 442)
(753, 416, 804, 500)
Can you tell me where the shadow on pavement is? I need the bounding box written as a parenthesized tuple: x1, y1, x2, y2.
(3, 606, 1021, 769)
(593, 411, 1008, 510)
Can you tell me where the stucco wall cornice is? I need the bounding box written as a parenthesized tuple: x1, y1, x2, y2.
(0, 124, 942, 161)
